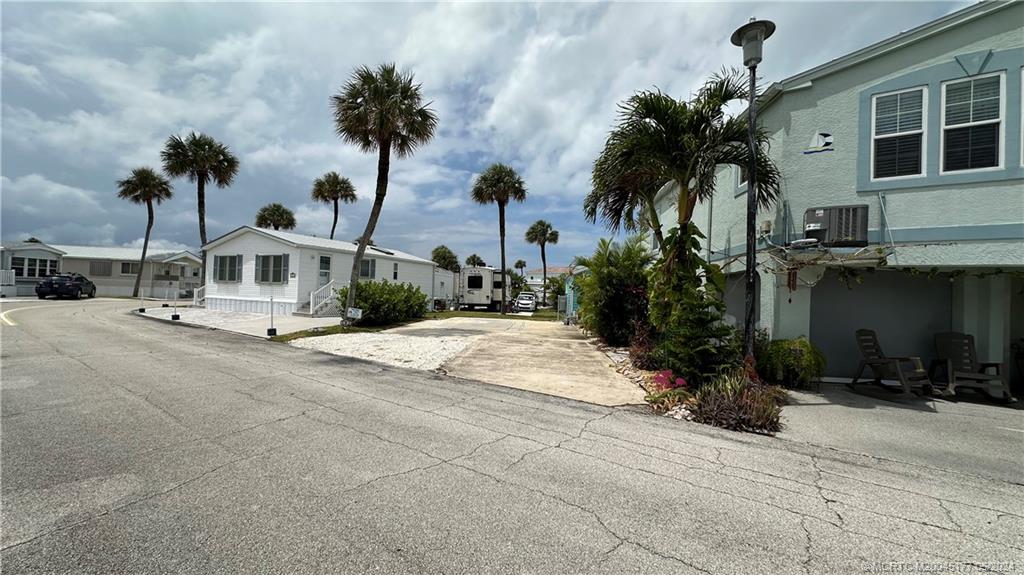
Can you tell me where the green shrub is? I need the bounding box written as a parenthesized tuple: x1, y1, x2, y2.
(688, 371, 785, 434)
(629, 319, 658, 370)
(648, 224, 741, 387)
(573, 235, 655, 346)
(754, 331, 826, 389)
(336, 280, 427, 326)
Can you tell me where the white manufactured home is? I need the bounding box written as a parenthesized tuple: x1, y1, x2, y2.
(200, 226, 442, 316)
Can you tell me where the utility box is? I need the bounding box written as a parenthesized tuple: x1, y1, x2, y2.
(803, 205, 869, 247)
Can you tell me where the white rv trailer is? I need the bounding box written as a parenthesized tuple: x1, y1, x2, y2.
(457, 266, 509, 311)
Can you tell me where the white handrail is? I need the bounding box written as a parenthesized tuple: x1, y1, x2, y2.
(193, 285, 206, 306)
(310, 280, 336, 314)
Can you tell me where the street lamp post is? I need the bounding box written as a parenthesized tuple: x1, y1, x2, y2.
(731, 17, 775, 361)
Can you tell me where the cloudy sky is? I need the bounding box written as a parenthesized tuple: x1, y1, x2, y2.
(2, 1, 965, 268)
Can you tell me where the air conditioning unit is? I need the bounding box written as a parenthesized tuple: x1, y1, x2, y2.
(803, 205, 868, 247)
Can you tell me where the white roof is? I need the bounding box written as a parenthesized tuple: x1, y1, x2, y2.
(51, 245, 201, 263)
(204, 226, 435, 265)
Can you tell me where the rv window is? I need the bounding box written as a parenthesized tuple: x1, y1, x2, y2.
(492, 280, 502, 289)
(467, 275, 483, 289)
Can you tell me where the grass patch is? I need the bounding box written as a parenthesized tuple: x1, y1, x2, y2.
(426, 308, 558, 322)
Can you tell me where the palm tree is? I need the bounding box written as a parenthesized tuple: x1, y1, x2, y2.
(116, 167, 174, 298)
(587, 69, 780, 258)
(471, 163, 527, 315)
(514, 259, 526, 276)
(161, 132, 240, 283)
(311, 171, 357, 239)
(525, 220, 559, 305)
(332, 63, 438, 315)
(255, 203, 297, 231)
(465, 254, 486, 267)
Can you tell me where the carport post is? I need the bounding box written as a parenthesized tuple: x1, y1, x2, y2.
(267, 295, 277, 337)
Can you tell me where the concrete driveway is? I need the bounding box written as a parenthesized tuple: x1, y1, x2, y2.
(3, 299, 1023, 574)
(390, 317, 647, 406)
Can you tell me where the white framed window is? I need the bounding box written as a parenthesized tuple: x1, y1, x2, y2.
(213, 255, 242, 282)
(255, 254, 288, 284)
(120, 262, 140, 275)
(940, 72, 1003, 173)
(11, 257, 24, 277)
(89, 261, 112, 277)
(871, 86, 926, 180)
(737, 165, 748, 188)
(360, 258, 376, 279)
(392, 262, 399, 280)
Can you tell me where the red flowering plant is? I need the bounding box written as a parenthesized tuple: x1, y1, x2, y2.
(651, 370, 688, 392)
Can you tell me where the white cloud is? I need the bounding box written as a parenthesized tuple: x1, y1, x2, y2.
(122, 238, 194, 252)
(1, 174, 105, 216)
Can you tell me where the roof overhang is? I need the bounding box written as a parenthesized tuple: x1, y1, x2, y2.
(202, 226, 300, 251)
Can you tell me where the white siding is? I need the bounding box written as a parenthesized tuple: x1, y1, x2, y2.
(205, 234, 302, 314)
(433, 268, 455, 302)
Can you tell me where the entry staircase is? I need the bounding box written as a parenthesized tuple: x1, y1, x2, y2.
(294, 281, 341, 317)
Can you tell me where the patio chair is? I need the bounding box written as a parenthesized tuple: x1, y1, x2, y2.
(933, 332, 1016, 403)
(850, 329, 933, 397)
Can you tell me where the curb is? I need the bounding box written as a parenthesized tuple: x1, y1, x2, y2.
(130, 310, 270, 341)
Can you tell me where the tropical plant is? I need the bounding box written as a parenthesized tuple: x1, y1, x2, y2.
(688, 370, 785, 434)
(311, 171, 357, 239)
(754, 331, 826, 389)
(514, 259, 527, 275)
(545, 274, 566, 301)
(587, 69, 780, 258)
(649, 223, 740, 387)
(431, 245, 460, 272)
(471, 163, 527, 315)
(465, 254, 486, 267)
(335, 280, 426, 326)
(332, 63, 438, 317)
(161, 131, 240, 283)
(255, 203, 297, 231)
(572, 235, 654, 346)
(525, 220, 559, 305)
(116, 167, 174, 298)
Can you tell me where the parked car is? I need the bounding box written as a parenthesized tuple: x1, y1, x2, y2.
(35, 274, 97, 299)
(514, 292, 537, 312)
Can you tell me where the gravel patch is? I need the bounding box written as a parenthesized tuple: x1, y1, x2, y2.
(289, 332, 476, 371)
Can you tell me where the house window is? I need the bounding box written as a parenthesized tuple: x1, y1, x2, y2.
(737, 165, 748, 187)
(392, 262, 399, 280)
(360, 258, 376, 279)
(255, 254, 288, 284)
(942, 73, 1002, 172)
(26, 258, 38, 277)
(11, 257, 24, 277)
(89, 261, 112, 277)
(47, 259, 58, 275)
(213, 255, 242, 282)
(120, 262, 140, 275)
(872, 87, 925, 179)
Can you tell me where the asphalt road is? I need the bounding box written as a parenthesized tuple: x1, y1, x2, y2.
(2, 299, 1022, 574)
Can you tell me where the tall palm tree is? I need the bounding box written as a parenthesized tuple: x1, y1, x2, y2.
(465, 254, 486, 267)
(332, 63, 438, 315)
(255, 203, 296, 231)
(161, 132, 240, 283)
(116, 167, 174, 298)
(525, 220, 559, 305)
(514, 259, 527, 276)
(587, 69, 780, 258)
(311, 171, 357, 239)
(471, 163, 527, 315)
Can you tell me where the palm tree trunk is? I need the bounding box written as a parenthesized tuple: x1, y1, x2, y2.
(197, 177, 207, 285)
(540, 242, 547, 306)
(330, 198, 339, 239)
(345, 140, 391, 317)
(498, 202, 507, 315)
(133, 200, 154, 298)
(647, 203, 667, 258)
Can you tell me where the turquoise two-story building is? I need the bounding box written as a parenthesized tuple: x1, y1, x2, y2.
(655, 1, 1023, 387)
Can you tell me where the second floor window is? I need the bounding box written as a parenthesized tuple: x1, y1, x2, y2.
(942, 74, 1001, 172)
(873, 88, 924, 179)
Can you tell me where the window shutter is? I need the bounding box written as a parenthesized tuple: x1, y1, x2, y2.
(282, 254, 289, 283)
(255, 254, 262, 283)
(371, 259, 376, 279)
(235, 255, 243, 282)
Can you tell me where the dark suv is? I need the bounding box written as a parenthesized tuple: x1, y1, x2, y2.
(35, 274, 97, 299)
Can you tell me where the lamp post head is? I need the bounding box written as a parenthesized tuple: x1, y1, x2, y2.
(731, 18, 775, 68)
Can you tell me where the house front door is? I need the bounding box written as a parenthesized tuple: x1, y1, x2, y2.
(318, 255, 331, 288)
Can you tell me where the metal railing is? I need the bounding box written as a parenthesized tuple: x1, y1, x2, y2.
(0, 269, 14, 286)
(192, 285, 206, 306)
(309, 280, 337, 315)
